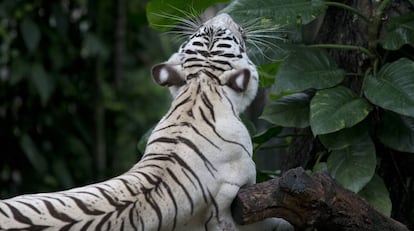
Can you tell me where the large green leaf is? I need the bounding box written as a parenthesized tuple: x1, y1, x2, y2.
(20, 17, 41, 52)
(310, 86, 372, 135)
(261, 93, 310, 128)
(253, 126, 282, 144)
(378, 110, 414, 153)
(20, 134, 47, 174)
(327, 135, 376, 193)
(258, 61, 283, 88)
(221, 0, 327, 26)
(364, 58, 414, 117)
(358, 174, 392, 216)
(248, 43, 290, 66)
(52, 160, 75, 188)
(146, 0, 229, 30)
(272, 48, 345, 95)
(319, 121, 367, 150)
(31, 63, 55, 106)
(381, 12, 414, 50)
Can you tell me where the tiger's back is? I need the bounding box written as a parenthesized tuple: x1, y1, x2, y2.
(136, 72, 256, 230)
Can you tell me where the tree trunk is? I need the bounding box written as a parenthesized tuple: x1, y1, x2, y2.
(232, 167, 409, 231)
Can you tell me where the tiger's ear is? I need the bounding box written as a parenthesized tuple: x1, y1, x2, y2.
(226, 69, 251, 92)
(151, 63, 185, 87)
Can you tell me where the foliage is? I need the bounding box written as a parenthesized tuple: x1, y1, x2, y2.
(0, 0, 170, 197)
(270, 48, 345, 95)
(147, 0, 414, 221)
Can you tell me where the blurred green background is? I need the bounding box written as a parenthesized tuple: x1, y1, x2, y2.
(0, 0, 174, 197)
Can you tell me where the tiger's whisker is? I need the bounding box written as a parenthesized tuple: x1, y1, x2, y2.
(151, 12, 200, 31)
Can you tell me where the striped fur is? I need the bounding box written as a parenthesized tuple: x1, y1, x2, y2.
(0, 14, 292, 231)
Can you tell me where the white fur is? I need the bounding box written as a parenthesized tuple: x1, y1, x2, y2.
(235, 73, 245, 89)
(159, 67, 169, 84)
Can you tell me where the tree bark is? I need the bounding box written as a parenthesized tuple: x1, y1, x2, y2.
(232, 167, 409, 231)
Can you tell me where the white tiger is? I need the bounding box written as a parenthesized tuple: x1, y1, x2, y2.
(0, 13, 292, 231)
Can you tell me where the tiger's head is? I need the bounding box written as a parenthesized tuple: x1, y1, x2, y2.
(152, 13, 258, 114)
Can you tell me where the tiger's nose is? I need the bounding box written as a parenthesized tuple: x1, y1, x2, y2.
(205, 13, 236, 27)
(204, 13, 242, 37)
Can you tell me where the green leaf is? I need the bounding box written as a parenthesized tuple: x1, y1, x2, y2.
(9, 59, 29, 85)
(20, 134, 47, 174)
(146, 0, 230, 30)
(364, 58, 414, 117)
(81, 33, 109, 59)
(358, 174, 392, 216)
(240, 113, 257, 135)
(381, 12, 414, 50)
(319, 121, 367, 150)
(253, 126, 282, 144)
(52, 160, 74, 188)
(31, 63, 55, 106)
(258, 61, 283, 88)
(313, 161, 328, 173)
(221, 0, 327, 26)
(248, 43, 290, 66)
(377, 110, 414, 153)
(261, 93, 311, 128)
(310, 86, 372, 135)
(20, 17, 41, 52)
(272, 48, 345, 95)
(327, 135, 376, 193)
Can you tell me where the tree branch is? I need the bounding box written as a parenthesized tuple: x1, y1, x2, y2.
(232, 167, 409, 231)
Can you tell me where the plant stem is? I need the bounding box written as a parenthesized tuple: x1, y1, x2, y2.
(376, 0, 391, 17)
(308, 44, 376, 59)
(314, 151, 326, 167)
(370, 0, 391, 50)
(324, 1, 370, 23)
